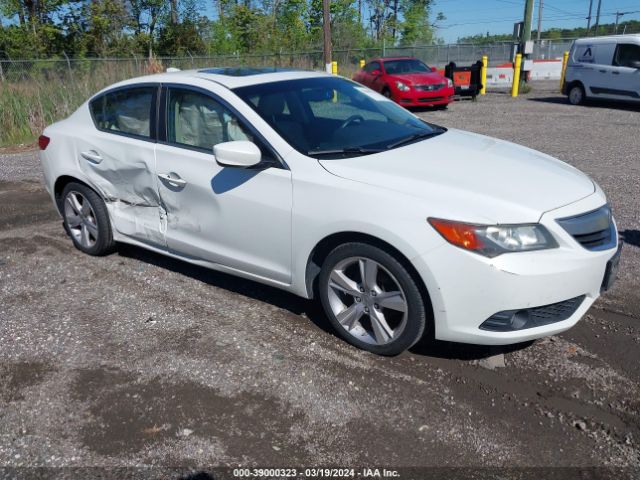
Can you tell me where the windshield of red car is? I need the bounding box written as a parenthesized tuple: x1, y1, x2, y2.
(383, 59, 431, 75)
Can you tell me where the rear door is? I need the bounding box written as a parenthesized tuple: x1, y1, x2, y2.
(78, 85, 165, 246)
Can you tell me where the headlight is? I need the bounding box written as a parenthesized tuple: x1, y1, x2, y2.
(395, 80, 411, 92)
(446, 78, 453, 88)
(428, 218, 558, 257)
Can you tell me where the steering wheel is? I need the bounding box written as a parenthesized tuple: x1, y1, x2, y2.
(339, 115, 365, 130)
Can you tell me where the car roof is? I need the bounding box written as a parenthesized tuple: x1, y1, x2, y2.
(99, 68, 330, 93)
(573, 33, 640, 44)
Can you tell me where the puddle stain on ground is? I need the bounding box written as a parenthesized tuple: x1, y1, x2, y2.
(0, 361, 55, 403)
(71, 367, 303, 461)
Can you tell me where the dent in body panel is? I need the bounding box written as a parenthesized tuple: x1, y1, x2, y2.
(75, 135, 165, 245)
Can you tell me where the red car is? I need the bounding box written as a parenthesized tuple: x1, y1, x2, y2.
(352, 57, 455, 108)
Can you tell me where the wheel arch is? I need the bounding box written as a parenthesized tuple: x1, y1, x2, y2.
(304, 231, 434, 321)
(53, 175, 104, 214)
(565, 80, 585, 97)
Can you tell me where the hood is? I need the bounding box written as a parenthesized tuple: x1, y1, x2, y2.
(388, 72, 445, 85)
(319, 129, 595, 224)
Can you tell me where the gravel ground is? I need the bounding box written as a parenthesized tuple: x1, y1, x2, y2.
(0, 81, 639, 477)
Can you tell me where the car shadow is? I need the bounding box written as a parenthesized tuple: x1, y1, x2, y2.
(620, 229, 640, 248)
(409, 105, 449, 113)
(410, 335, 534, 361)
(116, 243, 535, 361)
(528, 96, 640, 112)
(178, 472, 215, 480)
(115, 243, 334, 335)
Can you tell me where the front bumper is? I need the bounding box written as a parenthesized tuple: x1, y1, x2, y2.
(412, 196, 620, 345)
(395, 86, 455, 107)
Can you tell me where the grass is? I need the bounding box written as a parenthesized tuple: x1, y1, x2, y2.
(0, 55, 363, 147)
(0, 60, 148, 146)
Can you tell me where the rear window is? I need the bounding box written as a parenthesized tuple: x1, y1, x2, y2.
(89, 86, 156, 139)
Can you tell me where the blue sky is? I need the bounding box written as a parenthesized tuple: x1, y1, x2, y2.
(432, 0, 640, 42)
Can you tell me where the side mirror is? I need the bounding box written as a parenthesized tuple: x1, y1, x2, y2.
(214, 141, 261, 168)
(431, 66, 437, 72)
(371, 69, 381, 76)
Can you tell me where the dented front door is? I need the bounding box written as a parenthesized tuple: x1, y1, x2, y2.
(154, 142, 293, 284)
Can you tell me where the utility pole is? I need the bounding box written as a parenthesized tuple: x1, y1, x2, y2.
(594, 0, 602, 36)
(586, 0, 593, 34)
(614, 11, 624, 34)
(536, 0, 544, 42)
(323, 0, 332, 74)
(520, 0, 535, 87)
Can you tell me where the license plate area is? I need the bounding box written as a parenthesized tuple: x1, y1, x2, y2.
(601, 242, 623, 293)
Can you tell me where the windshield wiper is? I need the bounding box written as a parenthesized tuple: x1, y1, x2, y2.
(386, 129, 445, 149)
(307, 147, 384, 158)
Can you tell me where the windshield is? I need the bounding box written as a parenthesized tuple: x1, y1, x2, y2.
(233, 76, 444, 159)
(383, 59, 431, 74)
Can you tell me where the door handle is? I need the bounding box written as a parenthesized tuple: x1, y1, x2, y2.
(81, 150, 103, 164)
(157, 173, 187, 187)
(612, 71, 620, 75)
(598, 69, 606, 73)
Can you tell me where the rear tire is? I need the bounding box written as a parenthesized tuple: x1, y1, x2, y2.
(318, 242, 427, 356)
(568, 84, 585, 105)
(61, 182, 114, 256)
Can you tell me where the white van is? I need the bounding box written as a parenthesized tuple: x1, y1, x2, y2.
(563, 34, 640, 105)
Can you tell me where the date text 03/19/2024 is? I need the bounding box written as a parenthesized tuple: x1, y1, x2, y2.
(232, 468, 400, 478)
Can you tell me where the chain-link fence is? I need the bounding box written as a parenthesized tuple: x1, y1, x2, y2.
(0, 39, 579, 83)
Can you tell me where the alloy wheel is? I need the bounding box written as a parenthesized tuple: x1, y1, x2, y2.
(327, 256, 408, 345)
(569, 86, 583, 105)
(64, 191, 99, 249)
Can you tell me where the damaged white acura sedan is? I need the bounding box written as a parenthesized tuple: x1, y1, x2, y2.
(39, 68, 622, 355)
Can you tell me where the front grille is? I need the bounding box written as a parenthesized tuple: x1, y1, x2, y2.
(480, 295, 586, 332)
(418, 96, 444, 102)
(557, 205, 616, 251)
(415, 83, 445, 91)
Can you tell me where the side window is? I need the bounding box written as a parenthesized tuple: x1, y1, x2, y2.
(167, 88, 252, 151)
(90, 87, 155, 139)
(574, 45, 596, 64)
(613, 43, 640, 67)
(365, 61, 381, 73)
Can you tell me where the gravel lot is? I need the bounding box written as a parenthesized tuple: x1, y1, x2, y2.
(0, 81, 639, 477)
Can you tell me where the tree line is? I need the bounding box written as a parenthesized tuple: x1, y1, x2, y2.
(458, 19, 640, 44)
(0, 0, 442, 59)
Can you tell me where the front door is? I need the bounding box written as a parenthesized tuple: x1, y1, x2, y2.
(154, 86, 293, 284)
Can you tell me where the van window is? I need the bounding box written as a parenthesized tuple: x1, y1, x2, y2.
(613, 43, 640, 68)
(574, 44, 596, 63)
(90, 87, 156, 139)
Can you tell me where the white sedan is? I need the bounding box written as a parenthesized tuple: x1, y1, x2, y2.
(38, 68, 622, 355)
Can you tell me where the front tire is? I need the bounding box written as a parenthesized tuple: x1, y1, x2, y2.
(568, 84, 585, 105)
(318, 242, 427, 356)
(61, 182, 114, 256)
